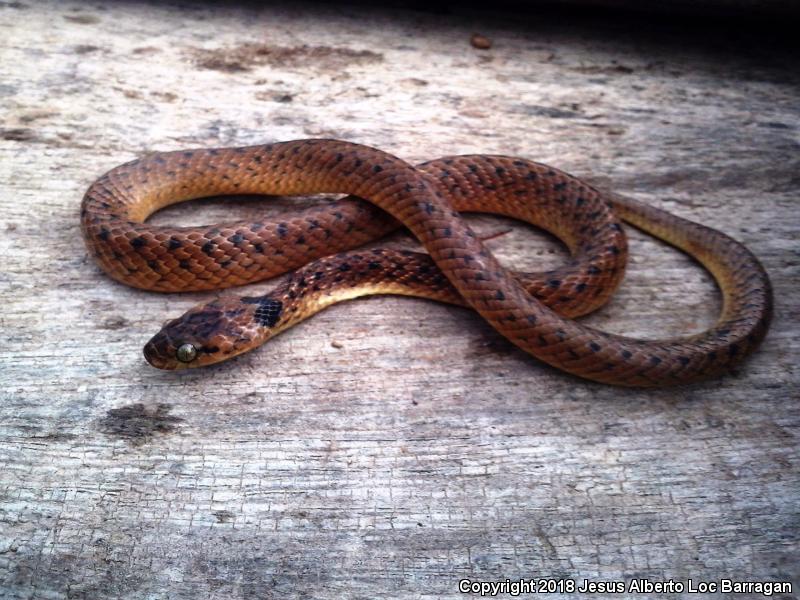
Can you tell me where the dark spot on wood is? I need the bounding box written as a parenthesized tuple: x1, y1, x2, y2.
(99, 403, 182, 446)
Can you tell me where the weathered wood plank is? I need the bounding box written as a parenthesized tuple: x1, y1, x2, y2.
(0, 1, 798, 598)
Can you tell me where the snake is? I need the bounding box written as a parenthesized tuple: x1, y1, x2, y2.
(80, 139, 772, 387)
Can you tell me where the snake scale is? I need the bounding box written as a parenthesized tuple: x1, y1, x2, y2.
(80, 139, 772, 386)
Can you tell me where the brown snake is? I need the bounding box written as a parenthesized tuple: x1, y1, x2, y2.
(80, 139, 772, 386)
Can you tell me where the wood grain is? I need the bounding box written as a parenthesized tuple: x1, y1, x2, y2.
(0, 1, 797, 598)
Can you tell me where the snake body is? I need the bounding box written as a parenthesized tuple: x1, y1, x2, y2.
(81, 139, 772, 386)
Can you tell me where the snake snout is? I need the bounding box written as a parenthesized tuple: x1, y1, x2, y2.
(143, 331, 178, 370)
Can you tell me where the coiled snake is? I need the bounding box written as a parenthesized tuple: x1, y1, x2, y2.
(80, 139, 772, 386)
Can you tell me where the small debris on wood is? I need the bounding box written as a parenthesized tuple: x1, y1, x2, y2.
(470, 34, 492, 50)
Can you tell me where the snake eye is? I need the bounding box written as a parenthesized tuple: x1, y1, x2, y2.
(175, 343, 197, 363)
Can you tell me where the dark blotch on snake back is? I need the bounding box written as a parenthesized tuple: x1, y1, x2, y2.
(242, 297, 283, 327)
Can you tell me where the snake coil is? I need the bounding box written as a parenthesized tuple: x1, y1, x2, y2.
(81, 139, 772, 386)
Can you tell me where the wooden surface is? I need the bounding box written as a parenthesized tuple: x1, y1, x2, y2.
(1, 1, 798, 598)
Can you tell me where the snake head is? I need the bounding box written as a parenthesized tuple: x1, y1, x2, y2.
(143, 297, 271, 370)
